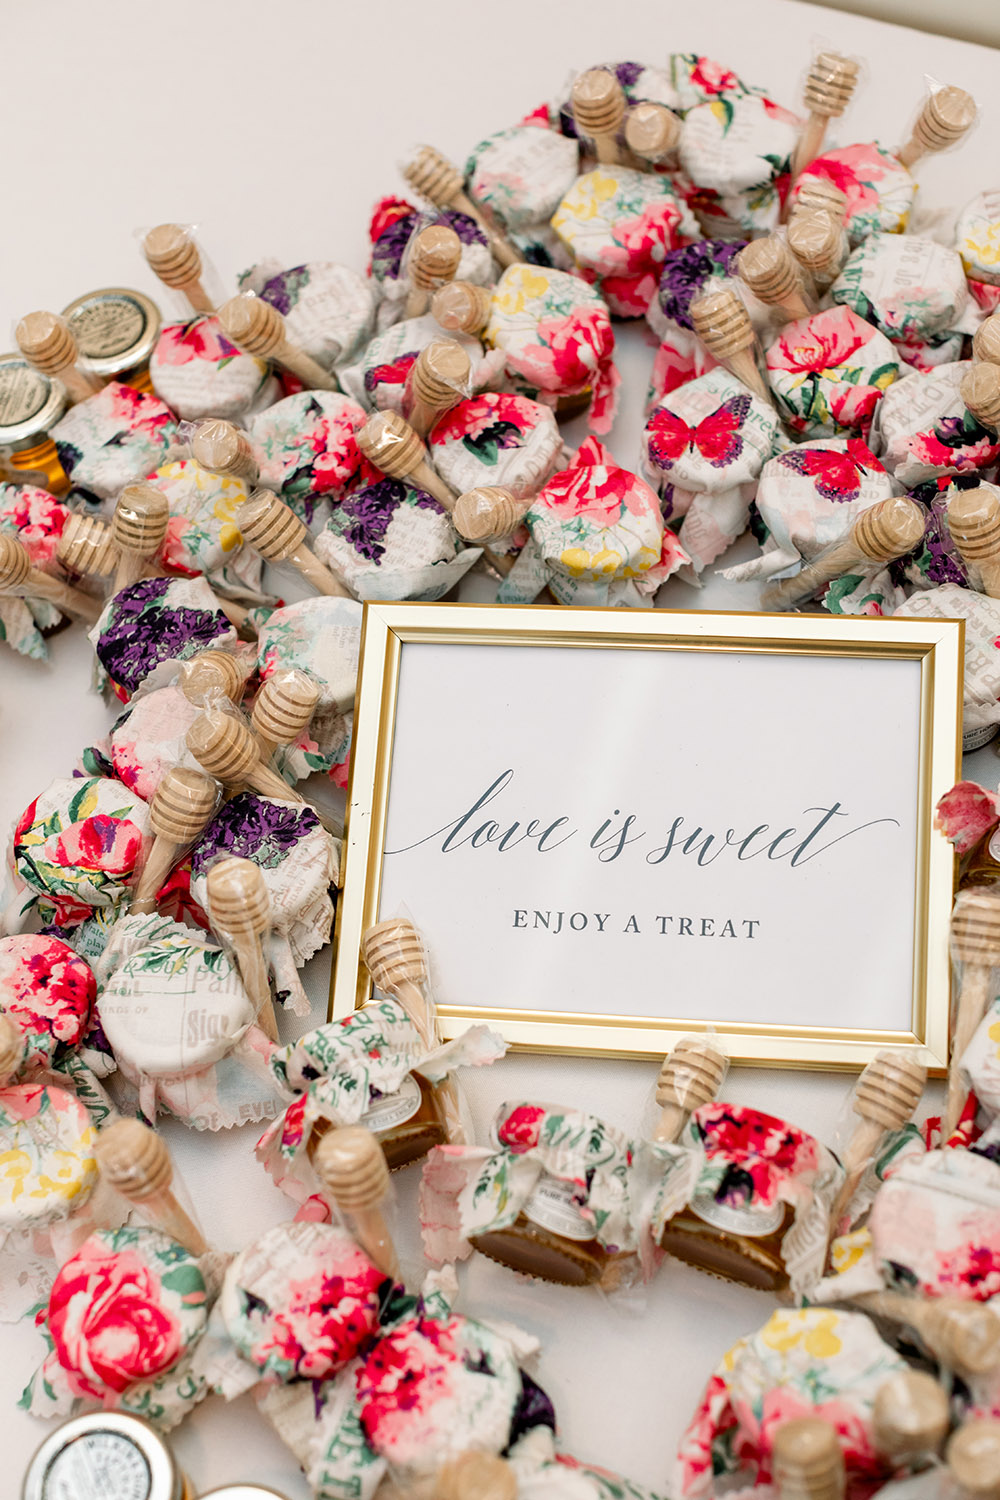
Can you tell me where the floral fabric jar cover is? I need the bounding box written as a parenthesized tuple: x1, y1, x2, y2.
(764, 307, 899, 440)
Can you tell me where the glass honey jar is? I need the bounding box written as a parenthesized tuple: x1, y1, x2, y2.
(22, 1412, 191, 1500)
(62, 287, 161, 395)
(0, 353, 69, 494)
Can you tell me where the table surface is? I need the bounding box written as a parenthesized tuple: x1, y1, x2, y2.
(2, 2, 998, 1495)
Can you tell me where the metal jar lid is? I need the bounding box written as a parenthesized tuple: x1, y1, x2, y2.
(0, 352, 67, 450)
(61, 287, 161, 378)
(199, 1488, 290, 1499)
(22, 1411, 186, 1500)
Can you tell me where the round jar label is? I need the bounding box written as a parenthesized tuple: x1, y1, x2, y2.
(69, 295, 147, 359)
(963, 723, 999, 753)
(689, 1191, 785, 1238)
(0, 362, 49, 428)
(361, 1073, 423, 1132)
(522, 1174, 594, 1242)
(43, 1432, 152, 1500)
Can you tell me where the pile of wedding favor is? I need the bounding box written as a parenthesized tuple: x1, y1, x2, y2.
(5, 41, 1000, 1500)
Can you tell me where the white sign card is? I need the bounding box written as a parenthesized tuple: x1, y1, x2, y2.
(333, 605, 961, 1068)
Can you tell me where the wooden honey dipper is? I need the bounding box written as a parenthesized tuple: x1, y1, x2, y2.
(401, 146, 521, 269)
(787, 212, 848, 291)
(737, 238, 814, 322)
(572, 69, 627, 166)
(761, 495, 925, 611)
(947, 485, 1000, 597)
(690, 288, 772, 404)
(432, 281, 492, 337)
(177, 649, 249, 707)
(828, 1050, 926, 1232)
(405, 224, 463, 320)
(948, 1422, 1000, 1500)
(217, 293, 339, 393)
(16, 311, 103, 405)
(790, 54, 861, 181)
(625, 102, 683, 166)
(56, 512, 120, 580)
(773, 1419, 845, 1500)
(0, 1012, 25, 1085)
(653, 1038, 727, 1143)
(130, 767, 219, 916)
(973, 316, 1000, 367)
(0, 533, 102, 623)
(356, 410, 457, 511)
(788, 179, 849, 226)
(206, 856, 279, 1042)
(142, 224, 215, 315)
(858, 1292, 1000, 1381)
(452, 486, 530, 546)
(237, 488, 351, 597)
(897, 86, 977, 172)
(437, 1454, 517, 1500)
(313, 1126, 399, 1278)
(94, 1117, 207, 1254)
(406, 338, 472, 439)
(185, 708, 309, 806)
(111, 481, 170, 592)
(961, 364, 1000, 435)
(361, 917, 435, 1049)
(871, 1371, 949, 1466)
(190, 418, 259, 485)
(944, 888, 1000, 1136)
(251, 669, 319, 762)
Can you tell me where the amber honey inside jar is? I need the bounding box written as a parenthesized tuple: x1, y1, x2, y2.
(0, 353, 68, 494)
(660, 1199, 795, 1293)
(470, 1172, 613, 1287)
(362, 1069, 449, 1170)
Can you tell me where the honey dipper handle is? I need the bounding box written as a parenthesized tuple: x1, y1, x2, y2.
(60, 366, 105, 405)
(408, 457, 458, 513)
(653, 1102, 688, 1144)
(144, 1188, 208, 1256)
(245, 760, 310, 806)
(828, 1118, 883, 1235)
(450, 188, 521, 270)
(943, 964, 992, 1138)
(21, 568, 103, 624)
(727, 347, 772, 405)
(761, 533, 865, 611)
(273, 338, 340, 393)
(349, 1206, 400, 1280)
(130, 835, 183, 916)
(113, 550, 157, 594)
(289, 543, 353, 598)
(180, 279, 214, 316)
(231, 929, 279, 1043)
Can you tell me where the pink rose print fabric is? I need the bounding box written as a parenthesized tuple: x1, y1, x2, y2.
(485, 264, 620, 434)
(147, 459, 266, 606)
(873, 362, 1000, 486)
(428, 392, 563, 503)
(150, 317, 276, 423)
(24, 1223, 213, 1428)
(466, 124, 580, 233)
(50, 382, 177, 508)
(831, 236, 979, 365)
(679, 94, 800, 237)
(254, 595, 361, 782)
(109, 684, 206, 803)
(674, 1308, 908, 1499)
(787, 143, 915, 244)
(498, 437, 687, 606)
(0, 935, 95, 1075)
(765, 306, 899, 439)
(0, 483, 74, 660)
(868, 1149, 1000, 1299)
(249, 390, 368, 530)
(935, 780, 1000, 857)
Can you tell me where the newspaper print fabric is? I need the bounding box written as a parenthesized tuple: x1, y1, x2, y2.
(786, 144, 915, 243)
(831, 235, 978, 355)
(249, 390, 367, 529)
(90, 576, 238, 702)
(485, 265, 620, 434)
(95, 913, 281, 1130)
(498, 437, 687, 606)
(679, 94, 799, 236)
(370, 209, 493, 332)
(428, 392, 564, 501)
(674, 1307, 908, 1498)
(0, 935, 95, 1075)
(872, 362, 1000, 486)
(150, 317, 275, 423)
(466, 124, 580, 232)
(147, 459, 265, 603)
(254, 596, 361, 782)
(867, 1149, 1000, 1299)
(723, 436, 894, 584)
(420, 1099, 639, 1263)
(189, 792, 337, 1013)
(255, 1000, 504, 1201)
(314, 479, 481, 603)
(50, 381, 177, 508)
(109, 685, 206, 803)
(11, 776, 152, 929)
(22, 1223, 213, 1429)
(956, 190, 1000, 286)
(895, 584, 1000, 738)
(339, 312, 496, 416)
(259, 261, 376, 371)
(551, 166, 697, 316)
(765, 307, 900, 439)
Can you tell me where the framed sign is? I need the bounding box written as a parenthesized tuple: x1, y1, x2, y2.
(331, 603, 962, 1070)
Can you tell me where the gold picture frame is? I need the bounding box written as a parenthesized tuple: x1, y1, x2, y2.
(330, 602, 963, 1072)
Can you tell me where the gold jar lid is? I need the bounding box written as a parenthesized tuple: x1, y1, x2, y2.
(199, 1489, 290, 1498)
(61, 287, 161, 379)
(22, 1412, 187, 1500)
(0, 352, 67, 451)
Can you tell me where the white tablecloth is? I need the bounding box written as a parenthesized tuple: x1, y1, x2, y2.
(2, 2, 998, 1494)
